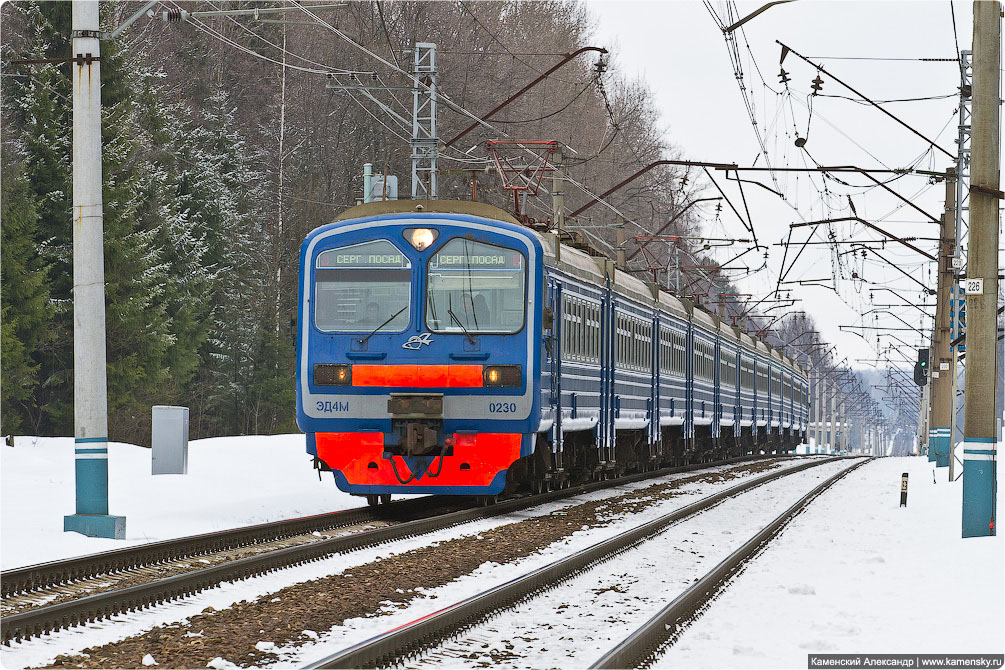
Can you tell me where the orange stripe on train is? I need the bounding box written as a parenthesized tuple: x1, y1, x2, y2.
(351, 364, 483, 387)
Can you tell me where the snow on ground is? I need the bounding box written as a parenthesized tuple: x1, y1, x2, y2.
(393, 459, 862, 669)
(0, 456, 817, 670)
(658, 455, 1005, 668)
(271, 458, 850, 668)
(1, 435, 376, 569)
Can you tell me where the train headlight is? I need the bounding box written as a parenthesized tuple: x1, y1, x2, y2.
(404, 227, 438, 251)
(483, 365, 522, 387)
(315, 364, 352, 386)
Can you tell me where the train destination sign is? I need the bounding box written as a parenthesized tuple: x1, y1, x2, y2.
(431, 251, 524, 269)
(316, 248, 410, 269)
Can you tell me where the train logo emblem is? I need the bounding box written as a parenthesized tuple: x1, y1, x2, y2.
(402, 333, 434, 350)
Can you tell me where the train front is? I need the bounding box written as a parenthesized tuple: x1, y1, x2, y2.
(296, 202, 542, 497)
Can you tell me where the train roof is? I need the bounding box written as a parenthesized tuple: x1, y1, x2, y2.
(327, 200, 804, 376)
(332, 200, 521, 225)
(533, 231, 803, 374)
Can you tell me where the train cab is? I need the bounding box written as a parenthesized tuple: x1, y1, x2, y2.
(296, 201, 544, 497)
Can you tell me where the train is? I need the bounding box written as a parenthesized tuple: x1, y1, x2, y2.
(296, 200, 809, 504)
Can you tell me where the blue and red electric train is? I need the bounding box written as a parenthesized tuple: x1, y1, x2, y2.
(296, 200, 809, 504)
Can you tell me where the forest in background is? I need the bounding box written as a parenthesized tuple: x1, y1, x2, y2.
(2, 1, 895, 444)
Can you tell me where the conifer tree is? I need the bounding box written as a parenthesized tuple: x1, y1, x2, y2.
(1, 154, 52, 435)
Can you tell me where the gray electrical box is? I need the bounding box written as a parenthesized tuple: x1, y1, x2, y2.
(368, 175, 398, 201)
(152, 405, 189, 475)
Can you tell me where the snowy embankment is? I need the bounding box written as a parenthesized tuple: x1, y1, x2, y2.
(1, 456, 812, 670)
(1, 435, 370, 570)
(392, 459, 860, 670)
(659, 455, 1004, 667)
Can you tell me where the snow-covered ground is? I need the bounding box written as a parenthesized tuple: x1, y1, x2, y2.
(8, 440, 995, 670)
(1, 435, 373, 569)
(0, 453, 813, 670)
(394, 459, 861, 670)
(659, 455, 1004, 667)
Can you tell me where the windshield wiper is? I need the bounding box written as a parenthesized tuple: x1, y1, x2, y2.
(448, 308, 476, 345)
(358, 305, 407, 346)
(447, 295, 476, 344)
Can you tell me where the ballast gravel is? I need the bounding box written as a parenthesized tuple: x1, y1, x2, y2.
(45, 459, 787, 669)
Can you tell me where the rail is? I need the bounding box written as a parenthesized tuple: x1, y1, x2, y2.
(1, 453, 797, 644)
(303, 456, 850, 669)
(590, 458, 871, 669)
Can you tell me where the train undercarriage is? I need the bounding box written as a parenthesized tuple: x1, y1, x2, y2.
(502, 423, 804, 500)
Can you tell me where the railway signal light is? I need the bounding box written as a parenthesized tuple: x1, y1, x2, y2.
(913, 348, 929, 386)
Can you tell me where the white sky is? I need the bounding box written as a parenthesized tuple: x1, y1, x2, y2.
(586, 0, 992, 370)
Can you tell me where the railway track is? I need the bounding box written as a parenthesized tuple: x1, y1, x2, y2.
(302, 456, 863, 669)
(2, 496, 447, 599)
(0, 453, 797, 645)
(592, 457, 871, 669)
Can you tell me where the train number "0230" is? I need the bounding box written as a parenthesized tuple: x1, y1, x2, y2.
(489, 402, 517, 413)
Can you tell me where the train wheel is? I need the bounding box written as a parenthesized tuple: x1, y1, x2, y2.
(477, 494, 498, 506)
(379, 494, 391, 505)
(366, 494, 379, 507)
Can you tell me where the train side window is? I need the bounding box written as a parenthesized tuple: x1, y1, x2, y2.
(634, 320, 641, 370)
(615, 315, 620, 365)
(616, 314, 623, 365)
(570, 299, 578, 360)
(572, 300, 580, 360)
(593, 304, 599, 362)
(562, 295, 569, 357)
(591, 304, 596, 362)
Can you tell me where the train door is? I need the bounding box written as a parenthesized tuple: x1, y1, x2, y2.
(685, 317, 694, 451)
(649, 312, 660, 461)
(713, 335, 721, 450)
(597, 276, 616, 470)
(549, 279, 563, 462)
(734, 350, 741, 429)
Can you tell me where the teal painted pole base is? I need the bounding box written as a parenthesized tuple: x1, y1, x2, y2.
(961, 438, 996, 538)
(934, 427, 950, 468)
(64, 514, 126, 539)
(927, 429, 936, 462)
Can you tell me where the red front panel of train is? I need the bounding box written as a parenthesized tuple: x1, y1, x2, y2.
(314, 432, 522, 488)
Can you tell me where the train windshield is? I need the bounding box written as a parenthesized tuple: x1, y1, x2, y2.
(314, 240, 411, 333)
(426, 238, 526, 334)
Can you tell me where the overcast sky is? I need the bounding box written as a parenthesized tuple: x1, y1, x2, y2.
(585, 0, 996, 370)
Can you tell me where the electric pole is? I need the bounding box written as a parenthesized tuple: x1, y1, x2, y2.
(932, 169, 958, 471)
(65, 0, 124, 539)
(829, 376, 836, 453)
(616, 215, 626, 268)
(552, 145, 564, 262)
(961, 0, 1000, 538)
(411, 43, 438, 199)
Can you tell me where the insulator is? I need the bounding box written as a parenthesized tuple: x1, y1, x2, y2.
(166, 8, 182, 21)
(778, 68, 790, 84)
(811, 74, 824, 94)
